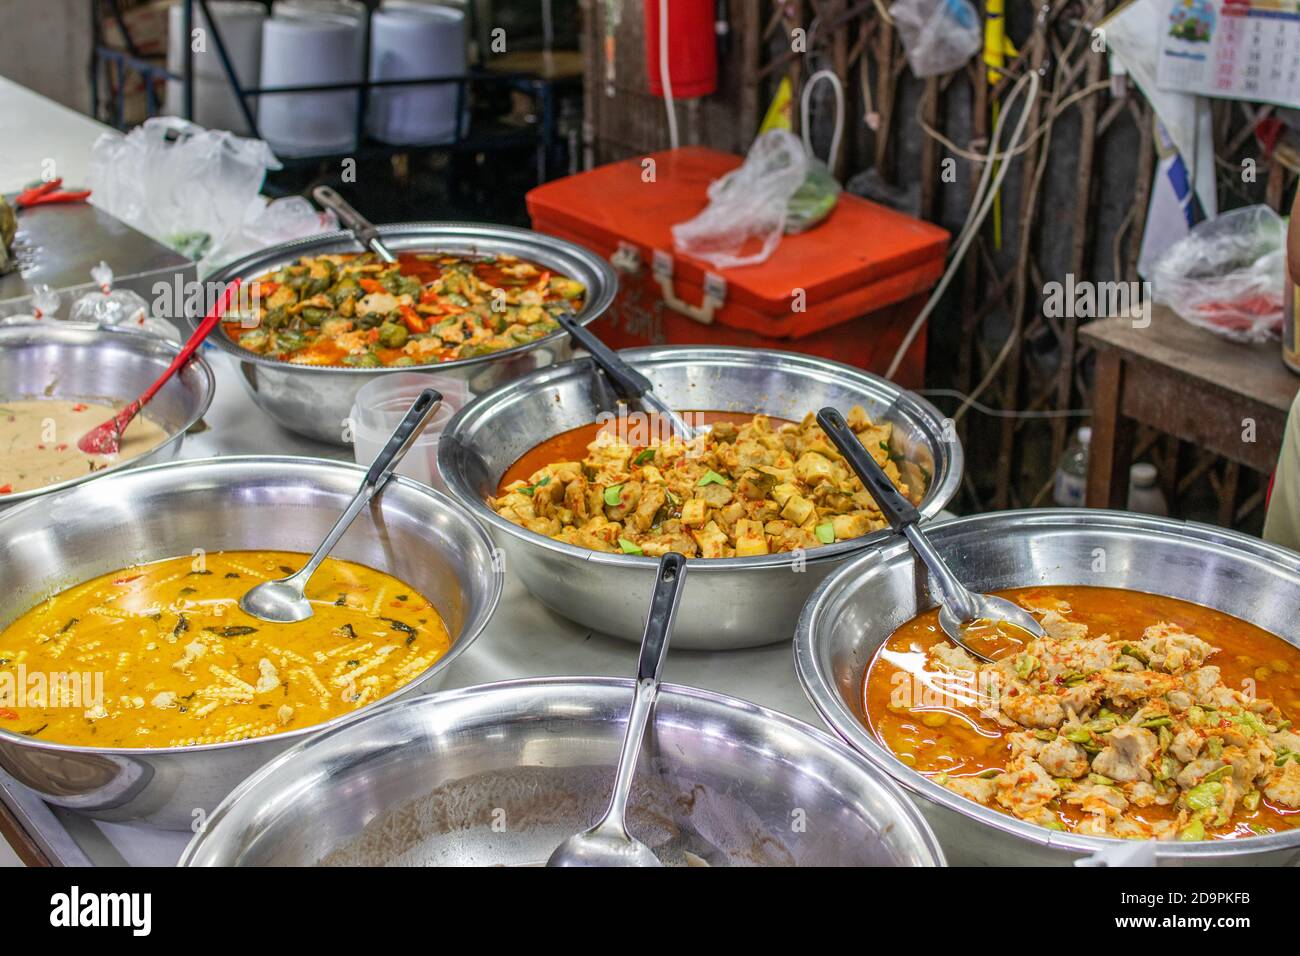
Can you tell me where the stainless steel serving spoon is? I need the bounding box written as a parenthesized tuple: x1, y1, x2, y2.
(312, 185, 398, 264)
(816, 407, 1044, 663)
(547, 552, 687, 867)
(240, 389, 442, 624)
(553, 310, 698, 440)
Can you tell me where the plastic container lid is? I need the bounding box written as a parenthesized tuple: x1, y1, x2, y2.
(1077, 426, 1092, 446)
(349, 371, 466, 489)
(1129, 462, 1158, 487)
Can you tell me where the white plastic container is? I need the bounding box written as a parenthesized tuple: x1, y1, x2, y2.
(349, 372, 468, 490)
(1127, 462, 1169, 517)
(165, 0, 265, 135)
(367, 4, 467, 145)
(258, 9, 364, 156)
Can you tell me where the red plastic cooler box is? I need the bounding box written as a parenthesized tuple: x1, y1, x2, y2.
(525, 147, 949, 388)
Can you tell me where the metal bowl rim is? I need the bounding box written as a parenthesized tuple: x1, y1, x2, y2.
(792, 506, 1300, 859)
(0, 323, 216, 506)
(179, 674, 948, 867)
(438, 345, 964, 571)
(192, 221, 617, 376)
(0, 453, 503, 757)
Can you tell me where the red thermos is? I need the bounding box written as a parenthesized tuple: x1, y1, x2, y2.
(643, 0, 718, 99)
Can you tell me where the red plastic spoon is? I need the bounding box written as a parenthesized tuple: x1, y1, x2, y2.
(78, 278, 241, 456)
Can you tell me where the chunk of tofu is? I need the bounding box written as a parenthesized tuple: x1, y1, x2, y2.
(734, 519, 769, 557)
(780, 493, 815, 525)
(794, 451, 835, 486)
(691, 520, 731, 559)
(771, 482, 800, 507)
(831, 513, 870, 540)
(680, 497, 708, 527)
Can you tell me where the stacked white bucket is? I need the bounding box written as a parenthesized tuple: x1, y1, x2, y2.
(367, 2, 467, 146)
(165, 1, 266, 136)
(167, 0, 468, 154)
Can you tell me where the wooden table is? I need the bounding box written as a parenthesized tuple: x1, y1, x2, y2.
(1081, 304, 1299, 510)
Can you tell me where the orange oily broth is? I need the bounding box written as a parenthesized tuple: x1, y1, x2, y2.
(863, 585, 1300, 839)
(0, 551, 451, 749)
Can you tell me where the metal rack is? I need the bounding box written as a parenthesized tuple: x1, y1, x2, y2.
(90, 0, 578, 181)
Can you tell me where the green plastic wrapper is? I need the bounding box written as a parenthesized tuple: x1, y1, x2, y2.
(785, 159, 841, 234)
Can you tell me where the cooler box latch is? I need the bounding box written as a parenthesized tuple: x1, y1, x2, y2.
(610, 241, 642, 276)
(652, 249, 726, 326)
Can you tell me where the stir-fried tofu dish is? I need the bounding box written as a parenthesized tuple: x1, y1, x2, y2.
(0, 552, 451, 749)
(223, 251, 585, 367)
(489, 406, 920, 558)
(865, 586, 1300, 841)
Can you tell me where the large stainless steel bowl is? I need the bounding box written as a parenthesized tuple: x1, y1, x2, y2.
(795, 509, 1300, 866)
(195, 222, 617, 445)
(0, 456, 502, 828)
(0, 323, 214, 507)
(438, 346, 962, 650)
(179, 677, 946, 866)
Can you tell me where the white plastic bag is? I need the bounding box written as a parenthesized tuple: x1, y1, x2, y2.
(1151, 205, 1286, 342)
(89, 117, 282, 266)
(671, 130, 808, 269)
(892, 0, 983, 79)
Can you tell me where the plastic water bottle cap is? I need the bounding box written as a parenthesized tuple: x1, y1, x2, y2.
(1077, 426, 1091, 446)
(1130, 462, 1157, 487)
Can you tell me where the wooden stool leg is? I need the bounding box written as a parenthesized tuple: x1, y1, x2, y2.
(1087, 350, 1135, 509)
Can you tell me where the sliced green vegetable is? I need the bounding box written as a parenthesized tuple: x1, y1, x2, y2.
(518, 476, 551, 496)
(617, 538, 643, 555)
(1206, 736, 1223, 759)
(814, 522, 835, 544)
(1088, 772, 1115, 786)
(633, 448, 656, 465)
(603, 484, 624, 507)
(1203, 764, 1233, 784)
(1121, 644, 1150, 665)
(1178, 819, 1206, 841)
(1065, 728, 1092, 745)
(697, 470, 728, 487)
(1242, 790, 1262, 812)
(1139, 715, 1173, 728)
(1184, 780, 1223, 812)
(1015, 654, 1038, 680)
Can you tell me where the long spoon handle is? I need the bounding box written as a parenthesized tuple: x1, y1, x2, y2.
(288, 388, 441, 589)
(816, 407, 977, 620)
(603, 553, 687, 829)
(312, 185, 397, 263)
(555, 309, 695, 439)
(555, 308, 653, 398)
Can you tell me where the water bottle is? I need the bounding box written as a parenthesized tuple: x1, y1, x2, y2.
(1052, 426, 1091, 507)
(1127, 462, 1169, 516)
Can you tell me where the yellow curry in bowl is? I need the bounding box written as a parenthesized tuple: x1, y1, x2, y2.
(864, 585, 1300, 842)
(0, 551, 450, 749)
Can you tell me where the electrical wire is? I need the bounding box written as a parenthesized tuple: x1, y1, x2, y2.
(800, 68, 845, 167)
(659, 0, 679, 150)
(884, 69, 1040, 381)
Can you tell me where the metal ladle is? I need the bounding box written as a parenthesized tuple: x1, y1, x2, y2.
(312, 185, 398, 264)
(553, 310, 698, 440)
(240, 388, 442, 624)
(547, 552, 687, 867)
(816, 407, 1044, 662)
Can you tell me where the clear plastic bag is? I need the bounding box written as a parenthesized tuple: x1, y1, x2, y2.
(1151, 205, 1286, 342)
(671, 129, 808, 269)
(892, 0, 983, 79)
(89, 117, 282, 268)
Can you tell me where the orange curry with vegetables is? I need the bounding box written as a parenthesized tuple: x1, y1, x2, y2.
(223, 251, 585, 368)
(864, 586, 1300, 841)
